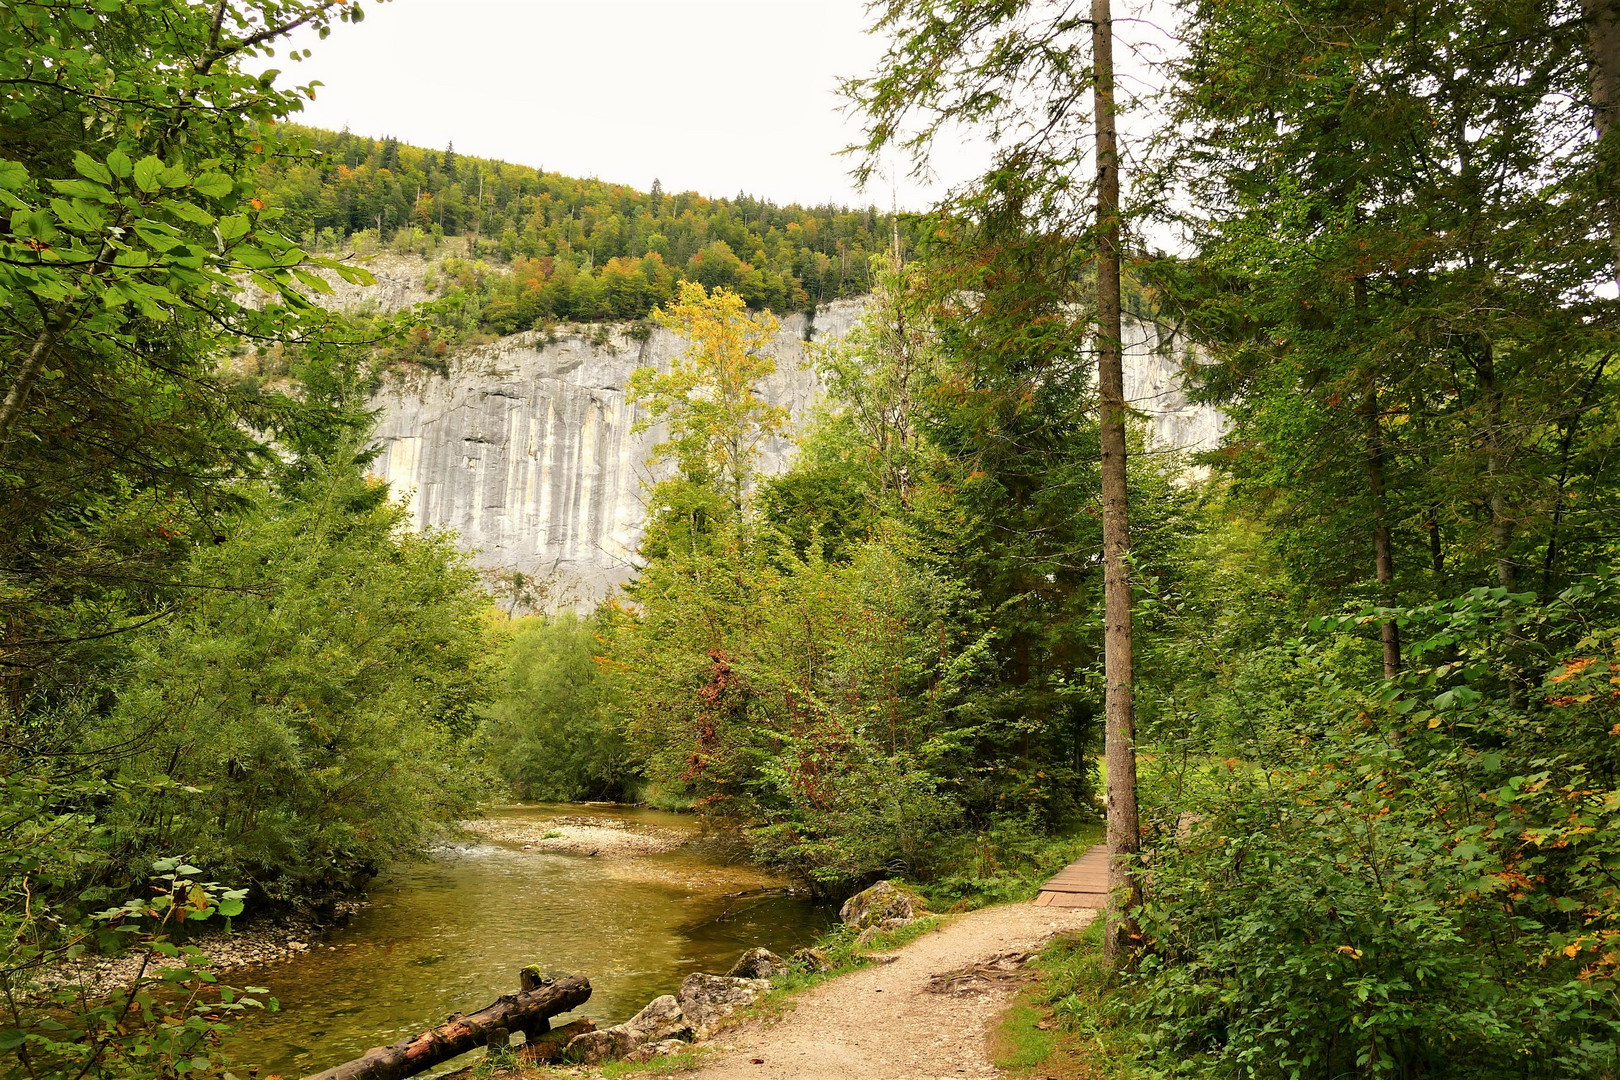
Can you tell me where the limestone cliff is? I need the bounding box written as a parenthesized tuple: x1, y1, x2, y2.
(367, 302, 858, 608)
(365, 297, 1222, 609)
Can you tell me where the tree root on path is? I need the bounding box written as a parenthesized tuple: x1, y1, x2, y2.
(923, 950, 1036, 996)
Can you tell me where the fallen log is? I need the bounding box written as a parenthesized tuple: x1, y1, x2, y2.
(300, 973, 591, 1080)
(517, 1018, 597, 1064)
(436, 1019, 597, 1080)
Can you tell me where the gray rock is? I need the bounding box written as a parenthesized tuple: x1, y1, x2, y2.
(563, 1028, 635, 1065)
(789, 946, 830, 973)
(677, 973, 769, 1039)
(839, 880, 919, 929)
(623, 1038, 692, 1064)
(727, 947, 787, 980)
(561, 993, 690, 1064)
(622, 994, 689, 1043)
(366, 303, 860, 612)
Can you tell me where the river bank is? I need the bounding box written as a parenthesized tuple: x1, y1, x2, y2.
(26, 898, 371, 999)
(30, 806, 692, 999)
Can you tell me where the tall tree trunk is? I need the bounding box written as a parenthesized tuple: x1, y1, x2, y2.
(0, 320, 58, 448)
(1475, 339, 1516, 588)
(1364, 395, 1400, 677)
(1092, 0, 1140, 966)
(1428, 506, 1444, 579)
(1356, 273, 1399, 677)
(1586, 0, 1620, 285)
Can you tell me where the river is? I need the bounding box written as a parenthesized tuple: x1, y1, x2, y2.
(222, 804, 827, 1077)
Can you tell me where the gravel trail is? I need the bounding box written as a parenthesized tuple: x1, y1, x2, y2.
(667, 903, 1096, 1080)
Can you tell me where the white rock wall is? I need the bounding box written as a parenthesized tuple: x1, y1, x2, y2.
(367, 301, 861, 608)
(366, 300, 1223, 609)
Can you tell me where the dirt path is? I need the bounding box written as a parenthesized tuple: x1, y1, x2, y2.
(669, 904, 1096, 1080)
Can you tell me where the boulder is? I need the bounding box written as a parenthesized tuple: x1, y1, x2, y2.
(622, 994, 689, 1043)
(789, 946, 830, 973)
(563, 1028, 633, 1066)
(624, 1038, 691, 1064)
(839, 880, 918, 930)
(727, 947, 787, 980)
(677, 973, 769, 1039)
(562, 994, 690, 1064)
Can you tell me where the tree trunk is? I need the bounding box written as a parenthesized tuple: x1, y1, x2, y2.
(0, 320, 58, 448)
(1585, 0, 1620, 285)
(1092, 0, 1140, 967)
(300, 975, 591, 1080)
(1364, 395, 1400, 677)
(1475, 339, 1516, 588)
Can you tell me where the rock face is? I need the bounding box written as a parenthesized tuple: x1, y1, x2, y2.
(1122, 315, 1228, 457)
(840, 880, 919, 930)
(364, 294, 1224, 609)
(367, 303, 855, 610)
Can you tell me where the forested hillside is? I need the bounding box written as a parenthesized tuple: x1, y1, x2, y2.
(257, 126, 892, 319)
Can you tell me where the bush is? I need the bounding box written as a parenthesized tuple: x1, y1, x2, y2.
(1130, 580, 1620, 1079)
(99, 463, 491, 902)
(479, 612, 630, 801)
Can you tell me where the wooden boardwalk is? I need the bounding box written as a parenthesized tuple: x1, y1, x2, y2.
(1032, 843, 1109, 908)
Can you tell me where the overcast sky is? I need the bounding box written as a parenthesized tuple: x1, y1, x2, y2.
(279, 0, 984, 210)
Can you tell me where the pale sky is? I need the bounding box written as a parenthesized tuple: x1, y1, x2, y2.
(277, 0, 982, 210)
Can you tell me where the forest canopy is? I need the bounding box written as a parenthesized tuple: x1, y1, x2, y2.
(256, 126, 894, 318)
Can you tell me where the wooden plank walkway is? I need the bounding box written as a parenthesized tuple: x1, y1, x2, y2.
(1032, 843, 1109, 908)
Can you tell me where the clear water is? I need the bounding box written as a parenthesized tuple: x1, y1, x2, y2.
(222, 805, 826, 1077)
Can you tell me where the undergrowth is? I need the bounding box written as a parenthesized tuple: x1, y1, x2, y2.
(992, 919, 1144, 1080)
(919, 820, 1105, 910)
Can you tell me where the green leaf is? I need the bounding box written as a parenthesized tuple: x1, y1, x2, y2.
(0, 160, 28, 190)
(135, 223, 185, 251)
(132, 155, 165, 193)
(73, 151, 112, 185)
(106, 148, 132, 178)
(293, 267, 334, 294)
(217, 897, 245, 917)
(329, 263, 374, 286)
(159, 198, 215, 226)
(192, 171, 233, 199)
(215, 214, 250, 241)
(235, 245, 275, 270)
(49, 178, 114, 203)
(0, 1029, 24, 1051)
(50, 197, 105, 232)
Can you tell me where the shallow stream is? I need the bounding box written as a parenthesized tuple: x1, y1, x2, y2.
(223, 804, 826, 1077)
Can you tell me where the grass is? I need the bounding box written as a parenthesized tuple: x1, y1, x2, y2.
(989, 919, 1146, 1080)
(594, 1048, 703, 1076)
